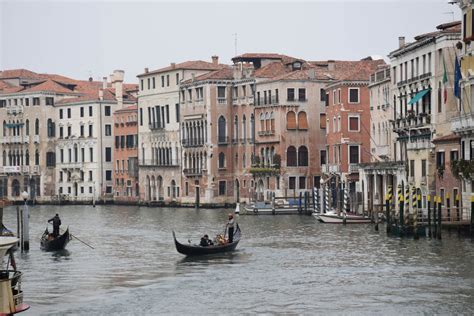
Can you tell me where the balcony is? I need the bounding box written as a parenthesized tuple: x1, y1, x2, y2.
(217, 97, 227, 104)
(393, 113, 431, 132)
(22, 166, 29, 173)
(6, 106, 23, 115)
(59, 162, 83, 169)
(321, 164, 328, 173)
(0, 166, 21, 174)
(182, 138, 205, 148)
(218, 136, 229, 145)
(349, 163, 359, 173)
(328, 164, 340, 173)
(148, 122, 164, 130)
(248, 95, 254, 105)
(139, 159, 180, 168)
(452, 113, 474, 134)
(183, 168, 203, 177)
(407, 139, 433, 150)
(257, 130, 275, 136)
(195, 98, 204, 106)
(23, 136, 29, 143)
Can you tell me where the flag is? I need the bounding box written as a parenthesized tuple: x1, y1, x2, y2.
(454, 55, 461, 99)
(443, 56, 448, 104)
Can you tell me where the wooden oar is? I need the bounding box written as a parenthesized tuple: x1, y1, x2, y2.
(51, 224, 95, 249)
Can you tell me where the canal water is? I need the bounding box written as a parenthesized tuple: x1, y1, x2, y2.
(2, 205, 473, 315)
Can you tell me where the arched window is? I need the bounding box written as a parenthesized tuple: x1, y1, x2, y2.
(298, 146, 308, 166)
(242, 115, 246, 140)
(260, 113, 265, 131)
(47, 119, 55, 137)
(265, 112, 270, 131)
(25, 119, 29, 136)
(2, 150, 6, 166)
(270, 112, 275, 131)
(218, 152, 225, 169)
(35, 149, 39, 165)
(250, 114, 255, 140)
(25, 150, 29, 166)
(2, 121, 6, 137)
(298, 111, 308, 130)
(287, 146, 297, 166)
(286, 111, 296, 129)
(218, 116, 226, 143)
(234, 115, 238, 141)
(35, 118, 39, 135)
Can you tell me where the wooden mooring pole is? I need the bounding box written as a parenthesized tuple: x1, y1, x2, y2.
(437, 196, 442, 240)
(385, 193, 391, 234)
(427, 195, 432, 238)
(470, 195, 474, 237)
(433, 196, 437, 239)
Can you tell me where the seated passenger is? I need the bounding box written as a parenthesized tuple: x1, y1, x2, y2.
(200, 234, 213, 247)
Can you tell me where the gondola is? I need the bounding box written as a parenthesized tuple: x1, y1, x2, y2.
(173, 224, 241, 256)
(40, 227, 71, 251)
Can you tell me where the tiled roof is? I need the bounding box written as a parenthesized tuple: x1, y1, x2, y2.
(138, 60, 224, 77)
(181, 66, 234, 84)
(432, 133, 460, 143)
(253, 62, 290, 78)
(309, 59, 386, 82)
(0, 69, 42, 80)
(22, 79, 75, 94)
(114, 105, 138, 113)
(232, 53, 300, 65)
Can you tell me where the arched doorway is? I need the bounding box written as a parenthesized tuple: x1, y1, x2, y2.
(151, 176, 156, 201)
(171, 180, 176, 199)
(146, 176, 150, 201)
(157, 176, 163, 201)
(257, 179, 264, 202)
(234, 179, 240, 202)
(195, 180, 200, 206)
(12, 179, 20, 197)
(30, 178, 36, 200)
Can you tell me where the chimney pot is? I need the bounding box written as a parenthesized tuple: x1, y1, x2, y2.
(212, 55, 219, 66)
(144, 67, 149, 73)
(88, 77, 93, 82)
(102, 77, 107, 89)
(171, 63, 176, 69)
(327, 60, 335, 71)
(399, 36, 405, 48)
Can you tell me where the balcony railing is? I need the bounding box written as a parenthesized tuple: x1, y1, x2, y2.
(321, 164, 328, 173)
(217, 97, 227, 104)
(452, 113, 474, 134)
(23, 136, 29, 143)
(218, 136, 229, 145)
(257, 130, 275, 136)
(248, 95, 254, 105)
(328, 164, 340, 173)
(406, 139, 432, 150)
(348, 163, 359, 173)
(183, 168, 203, 176)
(139, 159, 180, 167)
(182, 138, 205, 147)
(393, 113, 431, 132)
(6, 106, 23, 115)
(148, 122, 164, 130)
(59, 162, 83, 169)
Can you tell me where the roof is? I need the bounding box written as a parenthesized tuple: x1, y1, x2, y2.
(232, 53, 300, 65)
(181, 66, 234, 84)
(309, 59, 386, 82)
(22, 79, 75, 94)
(138, 60, 224, 77)
(432, 133, 460, 143)
(114, 105, 138, 114)
(0, 69, 42, 80)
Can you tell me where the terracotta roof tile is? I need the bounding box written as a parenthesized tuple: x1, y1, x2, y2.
(309, 59, 386, 82)
(22, 79, 75, 94)
(138, 60, 225, 77)
(432, 133, 460, 143)
(181, 67, 234, 84)
(0, 69, 42, 80)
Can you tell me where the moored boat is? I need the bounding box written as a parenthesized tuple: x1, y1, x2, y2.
(0, 237, 29, 314)
(314, 211, 372, 224)
(40, 227, 71, 251)
(173, 225, 241, 256)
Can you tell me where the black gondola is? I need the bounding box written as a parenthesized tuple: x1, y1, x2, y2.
(40, 227, 71, 251)
(173, 225, 241, 256)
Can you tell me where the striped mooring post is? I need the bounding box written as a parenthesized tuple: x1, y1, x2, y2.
(313, 187, 320, 213)
(414, 191, 421, 239)
(386, 185, 393, 234)
(405, 185, 410, 227)
(446, 192, 451, 222)
(343, 181, 350, 214)
(456, 193, 460, 222)
(397, 184, 403, 230)
(412, 187, 417, 235)
(324, 184, 329, 213)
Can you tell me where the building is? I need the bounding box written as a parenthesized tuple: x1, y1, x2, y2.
(389, 21, 461, 212)
(453, 0, 474, 211)
(137, 57, 223, 204)
(54, 70, 137, 203)
(113, 105, 139, 203)
(323, 58, 386, 212)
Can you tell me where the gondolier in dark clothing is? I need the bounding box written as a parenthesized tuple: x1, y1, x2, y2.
(48, 214, 61, 237)
(226, 214, 235, 243)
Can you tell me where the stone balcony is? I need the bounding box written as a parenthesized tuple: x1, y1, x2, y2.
(393, 113, 431, 132)
(183, 168, 204, 177)
(452, 113, 474, 135)
(6, 106, 23, 115)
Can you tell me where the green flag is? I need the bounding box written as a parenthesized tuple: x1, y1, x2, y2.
(443, 56, 448, 104)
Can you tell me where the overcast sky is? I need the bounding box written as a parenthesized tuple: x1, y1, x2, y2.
(0, 0, 462, 82)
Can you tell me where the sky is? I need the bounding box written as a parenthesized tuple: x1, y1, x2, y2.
(0, 0, 463, 83)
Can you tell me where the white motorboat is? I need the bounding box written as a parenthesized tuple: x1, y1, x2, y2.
(314, 211, 372, 224)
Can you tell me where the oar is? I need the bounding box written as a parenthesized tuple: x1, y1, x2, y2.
(51, 224, 95, 249)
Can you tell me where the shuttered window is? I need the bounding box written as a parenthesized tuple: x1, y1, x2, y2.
(286, 111, 296, 130)
(298, 111, 308, 130)
(349, 116, 359, 132)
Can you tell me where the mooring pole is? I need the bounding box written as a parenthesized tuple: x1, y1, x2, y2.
(414, 191, 420, 240)
(19, 207, 23, 251)
(385, 192, 391, 234)
(427, 195, 432, 238)
(271, 192, 275, 215)
(433, 196, 438, 239)
(437, 196, 442, 240)
(470, 195, 474, 237)
(446, 193, 451, 224)
(22, 198, 30, 251)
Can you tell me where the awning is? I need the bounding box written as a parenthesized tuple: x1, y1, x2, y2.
(408, 89, 430, 105)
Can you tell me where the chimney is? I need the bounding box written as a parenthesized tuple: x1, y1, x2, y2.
(399, 36, 405, 48)
(212, 55, 219, 66)
(102, 77, 107, 89)
(99, 89, 104, 101)
(113, 70, 124, 108)
(327, 60, 335, 71)
(171, 62, 176, 69)
(88, 77, 93, 82)
(144, 67, 149, 74)
(308, 68, 316, 80)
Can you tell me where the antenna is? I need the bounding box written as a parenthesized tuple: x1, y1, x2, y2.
(233, 33, 238, 56)
(443, 11, 455, 21)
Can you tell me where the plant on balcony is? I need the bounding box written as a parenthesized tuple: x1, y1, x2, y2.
(451, 160, 474, 180)
(437, 165, 445, 179)
(252, 155, 261, 167)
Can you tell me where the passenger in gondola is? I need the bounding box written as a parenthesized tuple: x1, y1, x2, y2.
(226, 213, 235, 243)
(48, 213, 61, 238)
(200, 234, 213, 247)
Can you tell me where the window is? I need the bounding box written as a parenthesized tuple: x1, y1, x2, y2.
(287, 146, 297, 166)
(161, 75, 165, 87)
(349, 88, 360, 103)
(218, 152, 226, 169)
(105, 170, 112, 181)
(33, 97, 40, 105)
(89, 148, 94, 162)
(166, 74, 170, 86)
(80, 107, 84, 117)
(298, 88, 306, 101)
(175, 104, 180, 122)
(349, 145, 359, 164)
(299, 177, 306, 189)
(147, 78, 150, 89)
(104, 124, 111, 136)
(218, 116, 226, 142)
(152, 77, 156, 89)
(320, 88, 326, 102)
(217, 86, 226, 99)
(338, 89, 341, 104)
(47, 119, 55, 137)
(35, 119, 40, 135)
(67, 126, 71, 137)
(89, 125, 93, 137)
(320, 113, 326, 129)
(422, 159, 427, 177)
(60, 149, 64, 163)
(176, 73, 179, 85)
(89, 106, 93, 116)
(140, 79, 144, 91)
(59, 109, 63, 119)
(140, 108, 143, 126)
(105, 106, 111, 116)
(298, 112, 308, 130)
(289, 176, 296, 190)
(298, 146, 308, 166)
(165, 104, 169, 123)
(67, 108, 71, 118)
(219, 181, 226, 196)
(450, 150, 458, 162)
(46, 152, 56, 167)
(287, 88, 295, 101)
(286, 111, 296, 130)
(348, 116, 360, 132)
(320, 150, 326, 165)
(80, 125, 84, 137)
(410, 160, 415, 177)
(436, 151, 445, 169)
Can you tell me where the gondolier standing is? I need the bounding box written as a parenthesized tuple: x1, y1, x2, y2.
(48, 214, 61, 237)
(226, 214, 235, 243)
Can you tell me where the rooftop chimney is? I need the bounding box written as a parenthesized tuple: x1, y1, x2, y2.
(99, 89, 104, 101)
(212, 55, 219, 66)
(399, 36, 405, 48)
(102, 77, 107, 89)
(88, 77, 93, 82)
(327, 60, 335, 71)
(171, 63, 176, 69)
(308, 68, 316, 80)
(113, 70, 124, 108)
(144, 67, 149, 73)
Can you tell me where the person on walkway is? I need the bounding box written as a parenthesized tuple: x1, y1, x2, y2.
(48, 214, 61, 238)
(226, 214, 235, 243)
(200, 234, 213, 247)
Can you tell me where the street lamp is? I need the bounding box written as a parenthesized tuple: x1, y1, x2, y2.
(21, 191, 29, 251)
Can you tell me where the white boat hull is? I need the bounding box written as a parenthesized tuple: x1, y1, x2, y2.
(314, 213, 372, 224)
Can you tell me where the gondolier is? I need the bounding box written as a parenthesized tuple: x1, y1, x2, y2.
(226, 214, 235, 243)
(48, 214, 61, 237)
